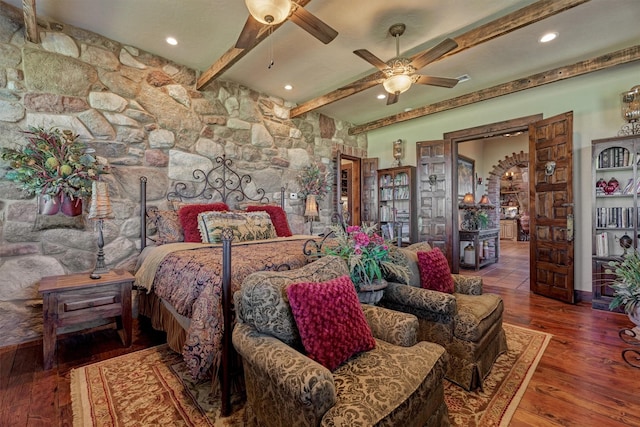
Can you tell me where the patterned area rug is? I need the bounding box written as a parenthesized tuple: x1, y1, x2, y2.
(71, 323, 551, 427)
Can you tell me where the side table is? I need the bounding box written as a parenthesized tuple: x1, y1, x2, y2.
(39, 269, 133, 370)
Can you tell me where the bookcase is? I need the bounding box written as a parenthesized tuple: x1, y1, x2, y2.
(592, 134, 640, 311)
(378, 166, 417, 244)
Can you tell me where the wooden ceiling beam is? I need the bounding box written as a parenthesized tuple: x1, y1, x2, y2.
(22, 0, 38, 43)
(348, 45, 640, 135)
(290, 0, 590, 118)
(196, 0, 313, 90)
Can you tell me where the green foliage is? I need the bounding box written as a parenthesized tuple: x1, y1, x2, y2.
(1, 127, 107, 199)
(296, 163, 331, 200)
(607, 250, 640, 315)
(323, 223, 409, 290)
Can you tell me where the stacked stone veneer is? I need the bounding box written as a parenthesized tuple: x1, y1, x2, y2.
(0, 2, 367, 305)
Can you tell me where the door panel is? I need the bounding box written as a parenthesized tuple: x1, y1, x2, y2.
(416, 139, 453, 267)
(529, 111, 575, 303)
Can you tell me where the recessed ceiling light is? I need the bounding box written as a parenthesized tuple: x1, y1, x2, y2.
(539, 32, 558, 43)
(284, 84, 293, 90)
(166, 37, 178, 46)
(377, 94, 386, 100)
(457, 74, 471, 83)
(404, 107, 413, 112)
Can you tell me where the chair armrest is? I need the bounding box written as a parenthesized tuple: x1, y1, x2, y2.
(361, 304, 418, 347)
(383, 282, 457, 316)
(452, 274, 483, 295)
(233, 323, 336, 423)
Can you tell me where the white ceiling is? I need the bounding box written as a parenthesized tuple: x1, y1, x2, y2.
(3, 0, 640, 126)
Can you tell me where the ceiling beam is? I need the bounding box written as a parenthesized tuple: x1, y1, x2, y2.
(22, 0, 38, 43)
(348, 45, 640, 135)
(196, 0, 313, 90)
(289, 0, 590, 118)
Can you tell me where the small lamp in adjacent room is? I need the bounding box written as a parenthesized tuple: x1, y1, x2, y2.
(304, 194, 319, 234)
(461, 192, 475, 205)
(88, 180, 114, 279)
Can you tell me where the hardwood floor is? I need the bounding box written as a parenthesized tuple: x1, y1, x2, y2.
(1, 245, 639, 426)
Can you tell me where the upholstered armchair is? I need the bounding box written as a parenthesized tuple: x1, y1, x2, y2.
(233, 255, 450, 427)
(382, 243, 508, 391)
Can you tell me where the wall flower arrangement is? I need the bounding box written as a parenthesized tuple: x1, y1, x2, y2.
(296, 163, 332, 200)
(1, 126, 106, 200)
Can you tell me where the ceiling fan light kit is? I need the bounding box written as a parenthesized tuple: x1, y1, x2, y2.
(245, 0, 291, 25)
(353, 23, 459, 105)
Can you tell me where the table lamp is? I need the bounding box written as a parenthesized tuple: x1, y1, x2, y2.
(304, 194, 319, 234)
(88, 180, 114, 279)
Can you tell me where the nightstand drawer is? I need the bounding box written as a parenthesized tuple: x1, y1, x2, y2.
(56, 284, 123, 323)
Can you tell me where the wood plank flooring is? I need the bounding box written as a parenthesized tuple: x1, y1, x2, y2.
(2, 243, 639, 426)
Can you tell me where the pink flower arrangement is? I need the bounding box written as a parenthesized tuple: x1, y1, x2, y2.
(323, 223, 407, 290)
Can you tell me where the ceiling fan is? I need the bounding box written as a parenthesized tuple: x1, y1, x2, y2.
(352, 23, 459, 105)
(235, 0, 338, 49)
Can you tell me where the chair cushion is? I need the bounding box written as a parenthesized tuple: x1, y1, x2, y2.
(236, 256, 349, 345)
(322, 339, 448, 426)
(197, 210, 276, 243)
(178, 202, 229, 242)
(454, 293, 504, 342)
(287, 275, 376, 371)
(417, 248, 454, 294)
(386, 241, 433, 287)
(246, 205, 292, 237)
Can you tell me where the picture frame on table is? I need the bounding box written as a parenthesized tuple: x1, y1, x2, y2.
(457, 155, 475, 200)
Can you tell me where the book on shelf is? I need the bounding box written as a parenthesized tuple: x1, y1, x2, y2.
(596, 232, 609, 257)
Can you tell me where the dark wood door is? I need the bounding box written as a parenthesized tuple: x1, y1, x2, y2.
(416, 139, 453, 268)
(361, 158, 378, 223)
(529, 112, 575, 303)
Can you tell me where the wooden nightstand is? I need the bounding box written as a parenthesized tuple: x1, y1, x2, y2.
(39, 269, 133, 370)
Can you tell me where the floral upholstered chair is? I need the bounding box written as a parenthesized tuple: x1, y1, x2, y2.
(381, 242, 508, 391)
(233, 255, 451, 427)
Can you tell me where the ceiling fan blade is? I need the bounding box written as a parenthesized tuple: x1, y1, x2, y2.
(415, 75, 459, 88)
(353, 49, 389, 72)
(341, 78, 385, 91)
(289, 6, 338, 44)
(387, 92, 399, 105)
(410, 38, 458, 70)
(235, 15, 262, 49)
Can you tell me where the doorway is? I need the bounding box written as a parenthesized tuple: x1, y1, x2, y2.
(447, 114, 542, 275)
(338, 154, 361, 225)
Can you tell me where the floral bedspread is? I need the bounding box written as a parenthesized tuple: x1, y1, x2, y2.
(137, 237, 311, 380)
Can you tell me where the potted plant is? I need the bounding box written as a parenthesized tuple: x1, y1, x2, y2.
(607, 251, 640, 331)
(323, 223, 409, 303)
(1, 126, 106, 216)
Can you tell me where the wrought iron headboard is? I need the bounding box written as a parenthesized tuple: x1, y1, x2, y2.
(140, 155, 285, 251)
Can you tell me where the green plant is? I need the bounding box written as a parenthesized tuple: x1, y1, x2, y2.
(607, 251, 640, 315)
(476, 210, 489, 229)
(323, 223, 409, 290)
(1, 126, 106, 199)
(296, 163, 331, 200)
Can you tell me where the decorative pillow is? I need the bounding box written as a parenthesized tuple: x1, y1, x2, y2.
(286, 275, 376, 371)
(246, 205, 292, 237)
(416, 248, 454, 293)
(178, 203, 229, 242)
(197, 210, 277, 243)
(146, 207, 184, 245)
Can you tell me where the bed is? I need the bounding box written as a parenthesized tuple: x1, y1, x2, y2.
(134, 155, 315, 415)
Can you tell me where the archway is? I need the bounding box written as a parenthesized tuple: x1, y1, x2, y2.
(485, 150, 529, 231)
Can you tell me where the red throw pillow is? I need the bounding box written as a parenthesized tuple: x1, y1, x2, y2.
(286, 275, 376, 371)
(416, 248, 454, 294)
(246, 205, 292, 237)
(178, 203, 229, 242)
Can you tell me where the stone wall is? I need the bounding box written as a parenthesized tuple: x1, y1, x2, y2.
(0, 2, 367, 305)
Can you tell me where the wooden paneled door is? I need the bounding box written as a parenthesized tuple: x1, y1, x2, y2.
(361, 158, 378, 223)
(416, 140, 453, 266)
(529, 112, 575, 303)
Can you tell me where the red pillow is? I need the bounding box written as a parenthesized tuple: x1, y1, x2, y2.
(416, 248, 454, 294)
(286, 275, 376, 371)
(178, 203, 229, 242)
(246, 205, 292, 237)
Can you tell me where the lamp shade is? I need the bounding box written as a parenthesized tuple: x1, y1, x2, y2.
(245, 0, 291, 24)
(479, 194, 491, 205)
(88, 181, 114, 219)
(462, 192, 475, 204)
(304, 194, 318, 218)
(383, 74, 412, 94)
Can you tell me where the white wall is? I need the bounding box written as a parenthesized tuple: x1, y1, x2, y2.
(366, 63, 639, 293)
